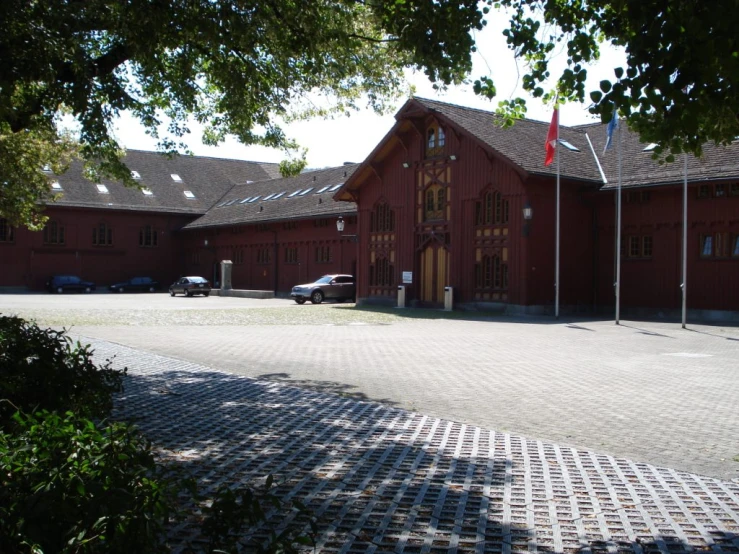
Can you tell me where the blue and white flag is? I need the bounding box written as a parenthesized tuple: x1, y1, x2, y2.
(603, 109, 618, 154)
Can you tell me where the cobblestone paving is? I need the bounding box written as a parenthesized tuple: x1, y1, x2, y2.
(92, 338, 739, 554)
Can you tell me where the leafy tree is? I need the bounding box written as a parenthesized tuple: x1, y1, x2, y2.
(0, 0, 486, 227)
(479, 0, 739, 161)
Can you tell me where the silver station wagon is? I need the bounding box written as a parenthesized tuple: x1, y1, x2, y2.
(291, 274, 355, 304)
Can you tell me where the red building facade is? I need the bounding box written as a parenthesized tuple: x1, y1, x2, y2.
(337, 98, 739, 319)
(1, 99, 738, 320)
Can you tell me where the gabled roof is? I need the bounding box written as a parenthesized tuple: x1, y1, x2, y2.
(408, 97, 605, 182)
(341, 96, 739, 197)
(48, 150, 280, 214)
(183, 164, 358, 230)
(579, 122, 739, 189)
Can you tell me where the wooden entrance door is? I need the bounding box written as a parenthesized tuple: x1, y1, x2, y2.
(419, 243, 448, 304)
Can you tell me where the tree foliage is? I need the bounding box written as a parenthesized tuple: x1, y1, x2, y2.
(483, 0, 739, 161)
(0, 0, 486, 227)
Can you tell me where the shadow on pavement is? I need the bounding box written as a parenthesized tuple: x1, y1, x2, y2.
(256, 372, 399, 405)
(113, 368, 739, 553)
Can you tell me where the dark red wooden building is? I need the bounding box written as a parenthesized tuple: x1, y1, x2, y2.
(336, 98, 739, 319)
(1, 97, 738, 320)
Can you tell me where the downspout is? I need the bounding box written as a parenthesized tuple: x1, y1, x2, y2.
(272, 227, 278, 297)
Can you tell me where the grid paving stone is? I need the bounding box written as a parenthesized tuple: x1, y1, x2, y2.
(87, 338, 739, 554)
(67, 313, 739, 481)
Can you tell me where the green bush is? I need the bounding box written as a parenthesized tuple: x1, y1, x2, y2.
(0, 410, 172, 554)
(0, 316, 315, 553)
(0, 316, 125, 428)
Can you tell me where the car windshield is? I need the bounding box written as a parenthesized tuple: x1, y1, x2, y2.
(314, 276, 333, 284)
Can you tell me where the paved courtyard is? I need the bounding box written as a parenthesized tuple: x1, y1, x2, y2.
(1, 293, 738, 551)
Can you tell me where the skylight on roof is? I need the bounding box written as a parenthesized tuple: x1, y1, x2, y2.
(96, 184, 109, 194)
(131, 170, 141, 180)
(316, 186, 331, 194)
(263, 193, 276, 200)
(42, 164, 53, 174)
(239, 197, 252, 204)
(558, 139, 580, 152)
(142, 188, 153, 196)
(171, 174, 182, 182)
(248, 196, 261, 203)
(298, 187, 313, 195)
(50, 181, 62, 191)
(226, 199, 238, 206)
(272, 191, 286, 199)
(643, 143, 658, 152)
(287, 190, 302, 197)
(328, 183, 343, 192)
(183, 190, 195, 199)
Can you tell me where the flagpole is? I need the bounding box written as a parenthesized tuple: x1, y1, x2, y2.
(681, 154, 688, 328)
(555, 109, 560, 319)
(615, 121, 622, 324)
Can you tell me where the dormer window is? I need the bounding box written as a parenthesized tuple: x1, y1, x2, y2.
(51, 181, 63, 191)
(142, 188, 153, 196)
(42, 164, 53, 174)
(131, 171, 141, 180)
(183, 191, 195, 199)
(96, 184, 109, 194)
(427, 128, 436, 149)
(170, 174, 182, 182)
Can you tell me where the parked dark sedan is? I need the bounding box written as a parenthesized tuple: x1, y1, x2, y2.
(169, 276, 211, 297)
(290, 274, 355, 304)
(108, 276, 161, 293)
(46, 275, 96, 294)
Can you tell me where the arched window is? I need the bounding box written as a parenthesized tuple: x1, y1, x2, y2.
(424, 184, 445, 221)
(370, 202, 395, 232)
(425, 123, 446, 156)
(475, 190, 509, 225)
(476, 254, 508, 291)
(369, 256, 395, 287)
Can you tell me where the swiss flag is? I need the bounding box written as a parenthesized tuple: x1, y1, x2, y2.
(544, 108, 558, 166)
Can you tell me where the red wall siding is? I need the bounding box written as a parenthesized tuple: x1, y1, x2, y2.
(594, 185, 739, 314)
(179, 218, 358, 293)
(1, 208, 194, 290)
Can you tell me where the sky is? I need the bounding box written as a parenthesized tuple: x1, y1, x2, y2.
(111, 13, 626, 169)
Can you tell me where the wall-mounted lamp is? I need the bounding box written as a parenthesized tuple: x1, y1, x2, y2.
(402, 162, 410, 169)
(522, 202, 533, 220)
(336, 216, 358, 242)
(522, 202, 533, 237)
(449, 154, 458, 161)
(204, 239, 209, 247)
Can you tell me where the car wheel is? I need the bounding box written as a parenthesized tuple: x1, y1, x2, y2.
(149, 287, 156, 292)
(118, 287, 124, 293)
(295, 298, 306, 305)
(169, 289, 176, 297)
(203, 292, 210, 297)
(57, 287, 64, 294)
(310, 290, 324, 304)
(185, 290, 192, 297)
(85, 287, 92, 293)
